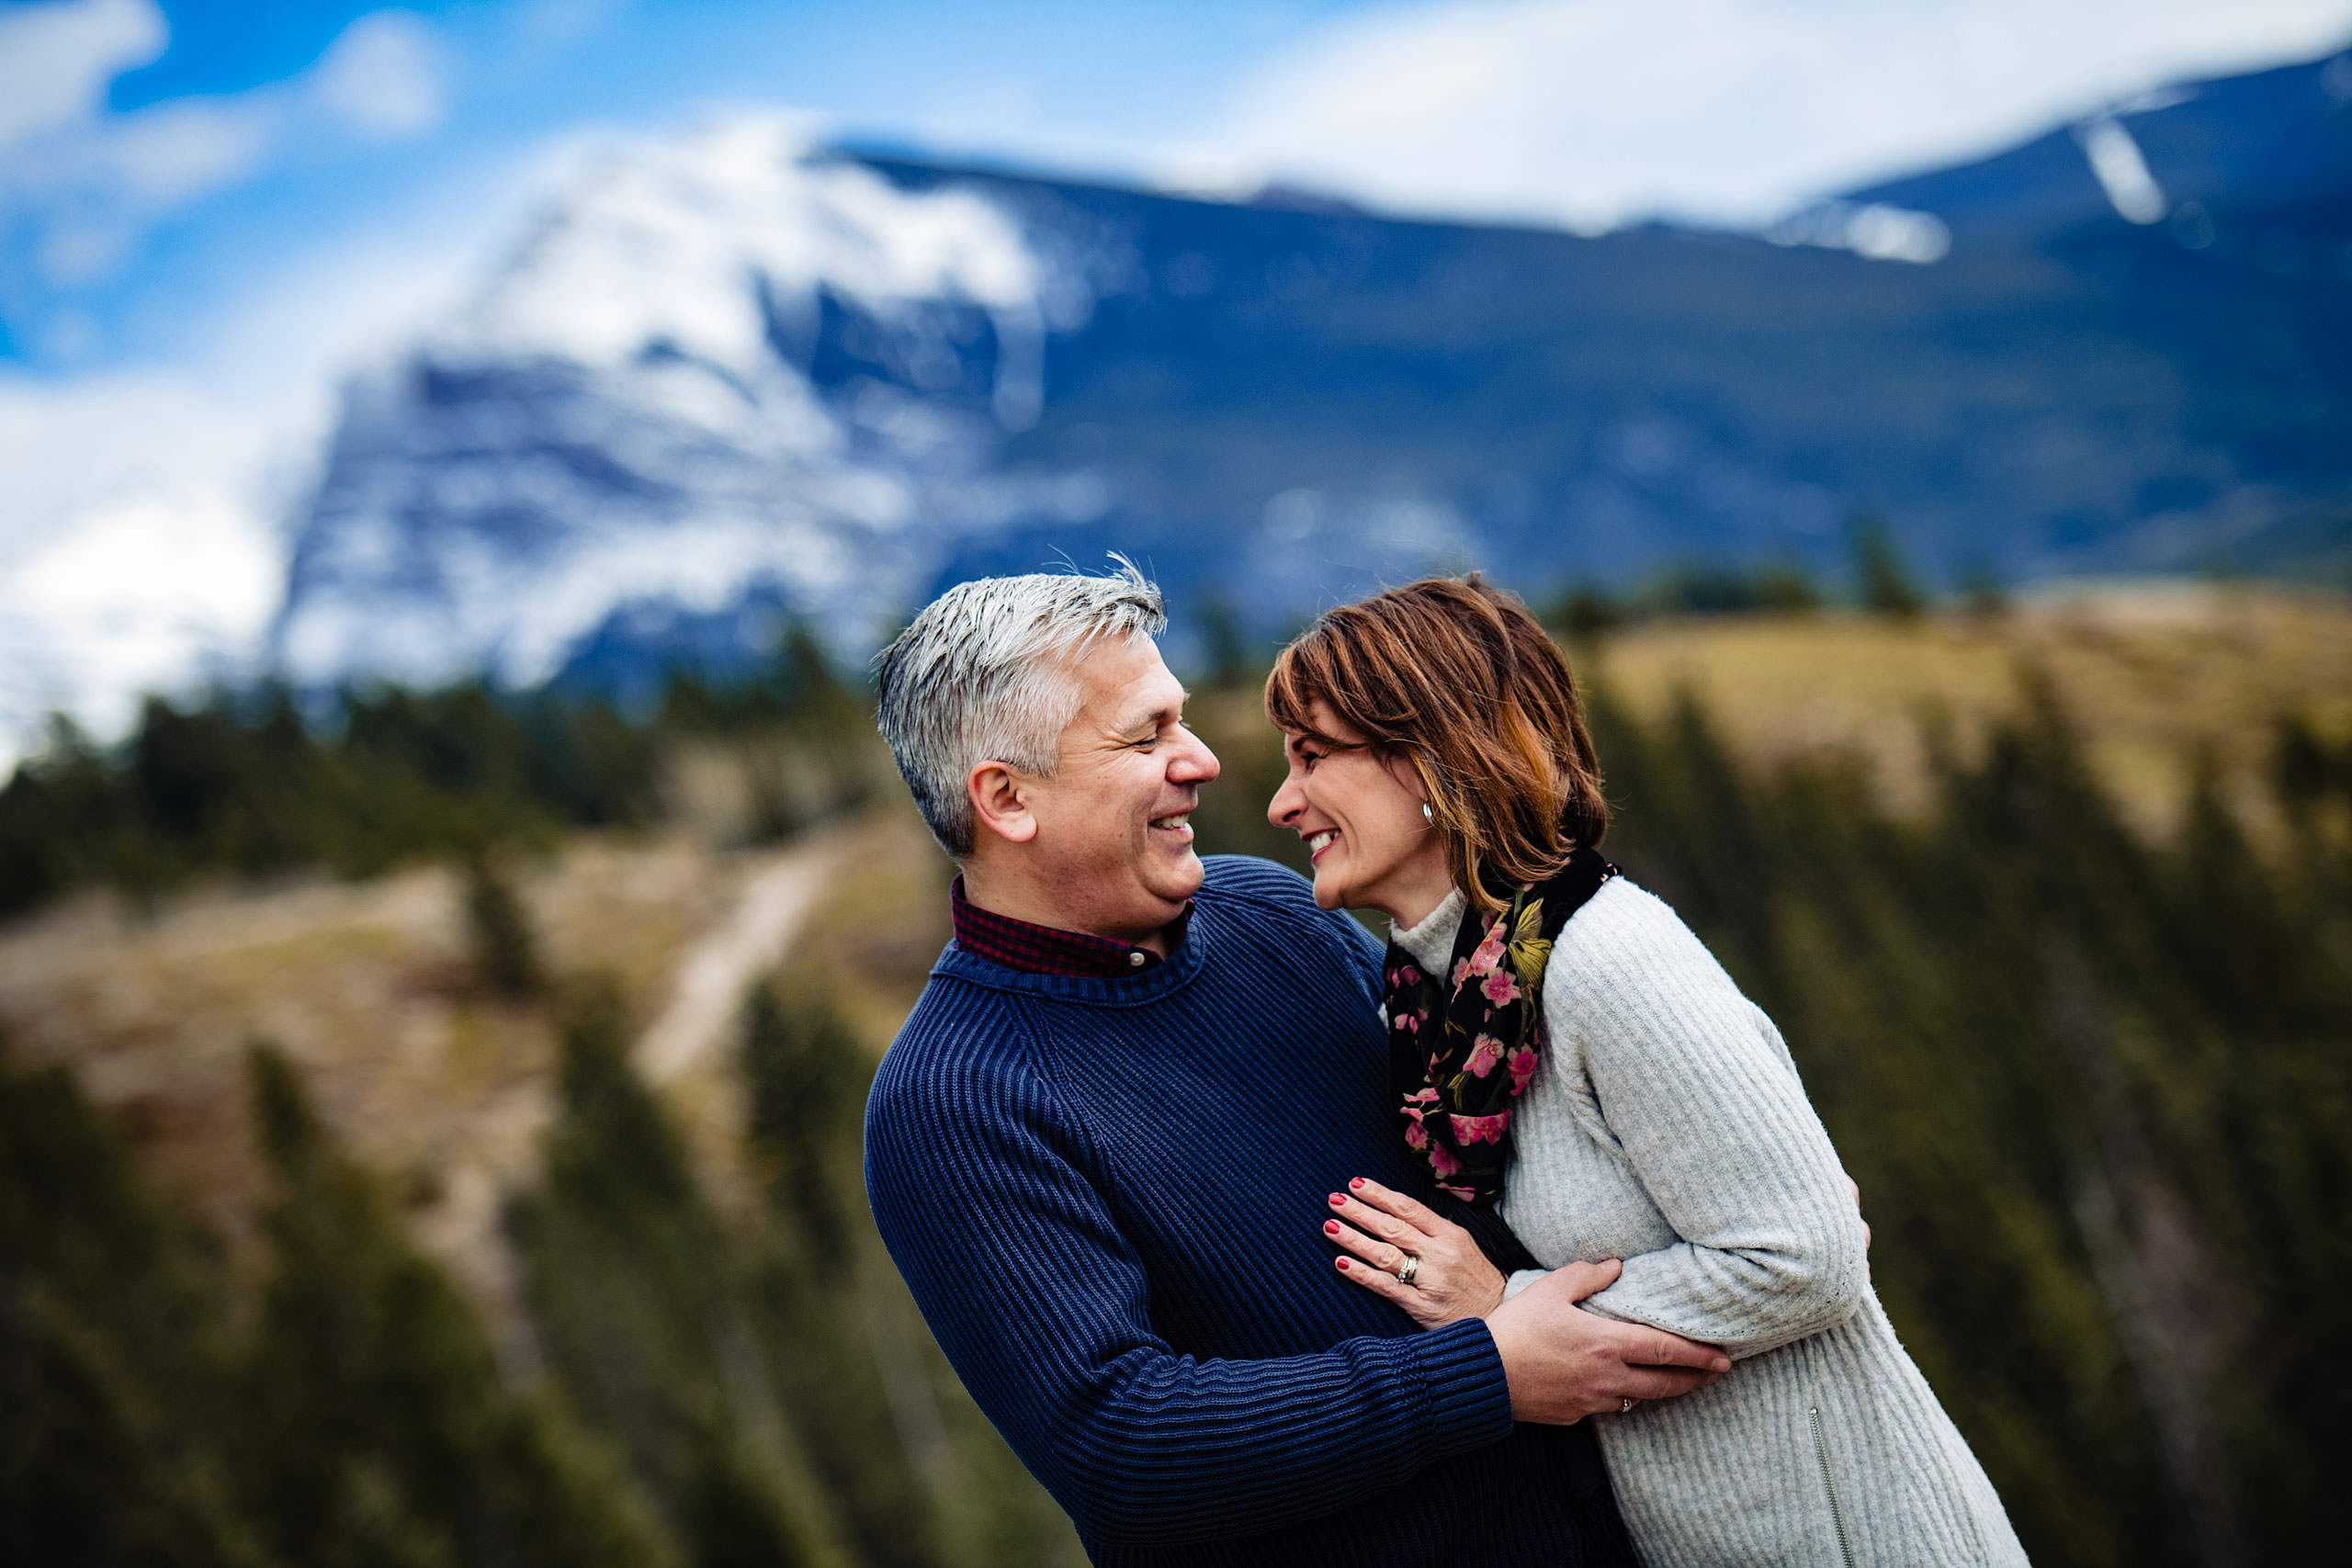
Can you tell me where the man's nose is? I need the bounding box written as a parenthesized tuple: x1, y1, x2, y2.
(1170, 729, 1220, 784)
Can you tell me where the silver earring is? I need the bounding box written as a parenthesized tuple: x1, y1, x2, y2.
(1422, 802, 1434, 822)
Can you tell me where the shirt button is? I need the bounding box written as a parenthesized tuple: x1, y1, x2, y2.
(1127, 951, 1146, 968)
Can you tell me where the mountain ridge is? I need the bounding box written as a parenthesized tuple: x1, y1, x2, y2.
(274, 47, 2352, 691)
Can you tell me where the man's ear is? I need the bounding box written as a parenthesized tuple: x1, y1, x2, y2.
(968, 761, 1038, 846)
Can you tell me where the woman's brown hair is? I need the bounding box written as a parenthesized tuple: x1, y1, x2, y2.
(1264, 575, 1607, 916)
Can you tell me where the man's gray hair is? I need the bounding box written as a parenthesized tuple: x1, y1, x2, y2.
(874, 557, 1168, 857)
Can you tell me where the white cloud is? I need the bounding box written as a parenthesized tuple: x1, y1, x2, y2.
(513, 0, 628, 50)
(1191, 0, 2352, 228)
(0, 6, 455, 295)
(0, 487, 281, 750)
(0, 0, 164, 157)
(311, 9, 450, 141)
(0, 185, 505, 770)
(70, 91, 281, 209)
(0, 371, 284, 762)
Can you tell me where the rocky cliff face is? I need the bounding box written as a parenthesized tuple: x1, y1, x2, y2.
(277, 116, 1107, 691)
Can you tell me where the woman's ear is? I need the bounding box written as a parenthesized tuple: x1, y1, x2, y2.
(1385, 750, 1432, 814)
(968, 761, 1038, 846)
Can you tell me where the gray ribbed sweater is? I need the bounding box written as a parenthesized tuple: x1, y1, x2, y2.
(1393, 879, 2030, 1568)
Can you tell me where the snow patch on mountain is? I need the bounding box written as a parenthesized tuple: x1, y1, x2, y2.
(445, 114, 1060, 423)
(275, 114, 1100, 691)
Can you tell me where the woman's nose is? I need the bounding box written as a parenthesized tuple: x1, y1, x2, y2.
(1267, 772, 1302, 829)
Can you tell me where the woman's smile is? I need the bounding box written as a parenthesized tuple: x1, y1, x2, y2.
(1266, 701, 1452, 926)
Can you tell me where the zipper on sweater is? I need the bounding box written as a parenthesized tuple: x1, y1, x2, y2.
(1810, 1404, 1858, 1568)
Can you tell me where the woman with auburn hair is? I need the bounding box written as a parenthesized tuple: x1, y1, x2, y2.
(1264, 576, 2027, 1567)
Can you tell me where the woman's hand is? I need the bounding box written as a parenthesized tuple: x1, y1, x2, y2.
(1323, 1176, 1507, 1328)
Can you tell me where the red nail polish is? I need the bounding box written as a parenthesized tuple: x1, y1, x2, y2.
(1324, 1220, 1340, 1234)
(1328, 1192, 1345, 1205)
(1350, 1178, 1365, 1190)
(1335, 1258, 1351, 1269)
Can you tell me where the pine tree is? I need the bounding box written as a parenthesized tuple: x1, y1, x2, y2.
(461, 849, 545, 998)
(237, 1042, 668, 1568)
(510, 979, 846, 1568)
(741, 976, 863, 1266)
(743, 968, 1093, 1568)
(0, 1042, 271, 1568)
(1851, 515, 1927, 618)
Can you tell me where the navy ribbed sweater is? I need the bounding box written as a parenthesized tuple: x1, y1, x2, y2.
(865, 856, 1626, 1567)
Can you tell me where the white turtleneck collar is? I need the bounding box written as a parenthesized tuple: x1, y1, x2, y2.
(1388, 886, 1466, 969)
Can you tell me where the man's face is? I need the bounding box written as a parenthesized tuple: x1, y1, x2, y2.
(1021, 637, 1221, 944)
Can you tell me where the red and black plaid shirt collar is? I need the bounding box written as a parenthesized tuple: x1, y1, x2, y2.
(949, 876, 1192, 978)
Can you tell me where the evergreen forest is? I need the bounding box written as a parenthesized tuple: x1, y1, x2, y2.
(3, 593, 2349, 1568)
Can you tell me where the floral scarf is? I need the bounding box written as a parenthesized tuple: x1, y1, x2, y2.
(1384, 847, 1617, 1207)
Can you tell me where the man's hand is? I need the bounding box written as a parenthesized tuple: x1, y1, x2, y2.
(1486, 1260, 1730, 1424)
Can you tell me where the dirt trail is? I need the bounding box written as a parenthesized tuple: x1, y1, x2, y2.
(635, 829, 853, 1084)
(0, 826, 859, 1361)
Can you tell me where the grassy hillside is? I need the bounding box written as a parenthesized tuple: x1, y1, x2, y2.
(4, 582, 2347, 1567)
(1185, 582, 2352, 874)
(1592, 582, 2352, 837)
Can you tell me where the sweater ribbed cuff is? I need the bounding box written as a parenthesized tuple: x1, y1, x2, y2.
(1402, 1317, 1517, 1458)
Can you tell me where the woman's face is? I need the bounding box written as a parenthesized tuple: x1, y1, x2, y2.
(1266, 701, 1453, 925)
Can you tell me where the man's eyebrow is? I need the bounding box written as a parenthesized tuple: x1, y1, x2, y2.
(1113, 697, 1184, 736)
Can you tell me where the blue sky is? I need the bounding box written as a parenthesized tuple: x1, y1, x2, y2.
(2, 1, 1370, 371)
(10, 0, 2352, 376)
(1, 0, 2348, 760)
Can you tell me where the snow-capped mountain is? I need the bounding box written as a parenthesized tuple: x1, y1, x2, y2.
(277, 49, 2352, 693)
(277, 116, 1105, 690)
(1841, 52, 2352, 244)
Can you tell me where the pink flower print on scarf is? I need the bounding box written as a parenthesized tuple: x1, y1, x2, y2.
(1464, 1033, 1505, 1077)
(1380, 847, 1618, 1208)
(1451, 922, 1509, 994)
(1508, 1047, 1539, 1093)
(1449, 1111, 1510, 1145)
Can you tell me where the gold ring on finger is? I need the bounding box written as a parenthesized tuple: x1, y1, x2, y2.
(1395, 1253, 1420, 1286)
(1619, 1396, 1635, 1415)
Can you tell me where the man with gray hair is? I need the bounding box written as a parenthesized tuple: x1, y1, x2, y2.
(864, 560, 1724, 1568)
